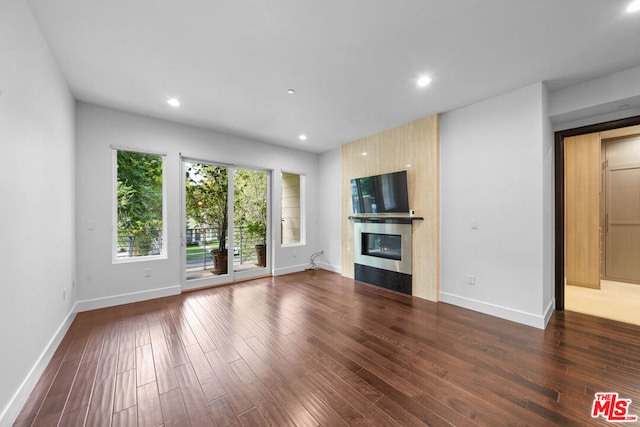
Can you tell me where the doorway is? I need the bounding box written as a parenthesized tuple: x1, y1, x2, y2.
(555, 115, 640, 312)
(182, 159, 270, 290)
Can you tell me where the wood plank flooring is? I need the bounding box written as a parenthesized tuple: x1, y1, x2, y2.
(14, 270, 640, 426)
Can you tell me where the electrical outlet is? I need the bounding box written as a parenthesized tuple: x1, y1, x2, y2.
(467, 275, 476, 285)
(144, 268, 152, 278)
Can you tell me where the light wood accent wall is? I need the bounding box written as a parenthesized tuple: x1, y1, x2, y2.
(341, 114, 439, 301)
(565, 133, 600, 289)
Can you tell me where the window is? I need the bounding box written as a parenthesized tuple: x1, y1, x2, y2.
(281, 172, 304, 245)
(115, 149, 165, 259)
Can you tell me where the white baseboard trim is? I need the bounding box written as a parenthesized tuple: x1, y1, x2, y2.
(75, 285, 182, 312)
(274, 264, 341, 276)
(273, 264, 307, 276)
(542, 297, 556, 328)
(0, 306, 77, 427)
(318, 262, 341, 274)
(439, 292, 550, 329)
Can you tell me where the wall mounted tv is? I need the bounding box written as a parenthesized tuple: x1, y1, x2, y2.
(350, 170, 410, 214)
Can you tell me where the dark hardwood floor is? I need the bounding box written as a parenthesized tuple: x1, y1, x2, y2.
(13, 270, 640, 426)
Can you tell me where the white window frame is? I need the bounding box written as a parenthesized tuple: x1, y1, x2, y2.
(280, 171, 306, 247)
(112, 146, 168, 263)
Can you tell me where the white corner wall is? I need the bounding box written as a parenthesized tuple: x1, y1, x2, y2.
(75, 103, 321, 307)
(541, 85, 555, 316)
(0, 1, 76, 425)
(318, 148, 342, 273)
(440, 83, 554, 329)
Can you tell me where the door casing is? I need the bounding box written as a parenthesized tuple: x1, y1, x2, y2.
(555, 115, 640, 310)
(180, 158, 272, 291)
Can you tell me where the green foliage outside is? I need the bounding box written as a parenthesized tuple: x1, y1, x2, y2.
(117, 150, 163, 256)
(116, 156, 266, 261)
(186, 244, 216, 260)
(185, 164, 229, 252)
(234, 169, 267, 244)
(185, 164, 267, 260)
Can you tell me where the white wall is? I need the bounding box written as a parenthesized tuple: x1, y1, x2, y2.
(0, 1, 76, 425)
(541, 86, 555, 315)
(317, 148, 342, 272)
(440, 83, 554, 328)
(549, 65, 640, 131)
(75, 103, 321, 307)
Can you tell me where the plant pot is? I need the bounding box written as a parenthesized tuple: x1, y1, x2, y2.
(255, 244, 267, 267)
(211, 250, 228, 275)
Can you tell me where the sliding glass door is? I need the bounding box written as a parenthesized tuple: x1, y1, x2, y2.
(183, 159, 269, 289)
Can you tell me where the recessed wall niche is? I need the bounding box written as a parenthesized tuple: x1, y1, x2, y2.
(341, 114, 440, 301)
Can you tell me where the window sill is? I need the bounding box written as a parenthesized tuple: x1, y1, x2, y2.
(112, 254, 167, 264)
(281, 242, 306, 248)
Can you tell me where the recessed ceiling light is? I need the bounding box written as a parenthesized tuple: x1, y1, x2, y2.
(287, 89, 295, 94)
(417, 75, 432, 88)
(362, 152, 368, 156)
(167, 97, 181, 107)
(298, 134, 307, 141)
(627, 0, 640, 12)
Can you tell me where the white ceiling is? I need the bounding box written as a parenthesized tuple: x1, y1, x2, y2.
(27, 0, 640, 153)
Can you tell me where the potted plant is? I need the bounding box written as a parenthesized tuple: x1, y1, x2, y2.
(186, 164, 229, 274)
(247, 220, 267, 267)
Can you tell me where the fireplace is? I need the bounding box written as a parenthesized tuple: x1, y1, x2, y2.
(353, 219, 412, 294)
(362, 232, 401, 260)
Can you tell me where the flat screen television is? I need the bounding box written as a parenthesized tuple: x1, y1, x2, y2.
(350, 170, 410, 214)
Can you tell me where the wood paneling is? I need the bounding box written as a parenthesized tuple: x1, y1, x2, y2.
(341, 114, 439, 301)
(564, 132, 601, 288)
(603, 135, 640, 283)
(600, 124, 640, 140)
(15, 270, 640, 426)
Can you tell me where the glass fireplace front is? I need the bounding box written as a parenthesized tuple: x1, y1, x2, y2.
(361, 232, 402, 261)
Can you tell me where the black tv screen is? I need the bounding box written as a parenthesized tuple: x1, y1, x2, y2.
(350, 170, 410, 214)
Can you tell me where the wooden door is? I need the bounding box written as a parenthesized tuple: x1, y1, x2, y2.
(604, 135, 640, 284)
(565, 133, 601, 288)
